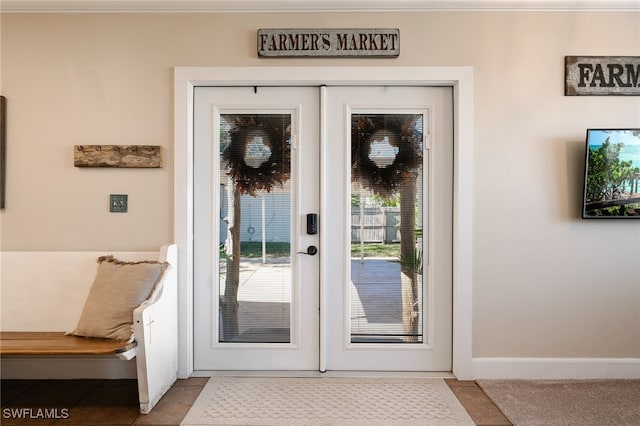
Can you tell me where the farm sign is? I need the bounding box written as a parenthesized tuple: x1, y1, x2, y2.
(258, 28, 400, 58)
(565, 56, 640, 96)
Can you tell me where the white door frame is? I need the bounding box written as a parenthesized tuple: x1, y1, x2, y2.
(174, 66, 474, 379)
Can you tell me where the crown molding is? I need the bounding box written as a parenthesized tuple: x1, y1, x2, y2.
(1, 0, 639, 13)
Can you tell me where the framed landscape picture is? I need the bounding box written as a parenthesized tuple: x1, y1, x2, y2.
(582, 129, 640, 218)
(1, 95, 5, 209)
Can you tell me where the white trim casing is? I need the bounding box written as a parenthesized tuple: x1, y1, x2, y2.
(2, 0, 638, 13)
(319, 85, 328, 374)
(173, 66, 474, 379)
(174, 75, 195, 379)
(473, 358, 640, 379)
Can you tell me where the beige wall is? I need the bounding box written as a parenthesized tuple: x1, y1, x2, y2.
(1, 12, 639, 359)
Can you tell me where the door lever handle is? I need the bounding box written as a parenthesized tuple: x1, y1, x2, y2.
(297, 245, 318, 256)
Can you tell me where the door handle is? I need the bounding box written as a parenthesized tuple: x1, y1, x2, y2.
(298, 245, 318, 256)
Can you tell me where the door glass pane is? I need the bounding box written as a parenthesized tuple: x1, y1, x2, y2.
(350, 114, 424, 344)
(218, 113, 292, 343)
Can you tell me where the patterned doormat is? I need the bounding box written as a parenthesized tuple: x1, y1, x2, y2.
(181, 377, 474, 425)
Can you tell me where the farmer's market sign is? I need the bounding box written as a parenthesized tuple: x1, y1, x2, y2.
(565, 56, 640, 96)
(258, 28, 399, 58)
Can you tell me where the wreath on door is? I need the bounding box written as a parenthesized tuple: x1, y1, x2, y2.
(351, 114, 423, 197)
(223, 115, 291, 196)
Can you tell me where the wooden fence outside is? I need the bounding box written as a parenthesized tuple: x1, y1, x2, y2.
(351, 207, 401, 243)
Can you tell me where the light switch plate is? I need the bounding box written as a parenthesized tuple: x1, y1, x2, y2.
(110, 194, 128, 212)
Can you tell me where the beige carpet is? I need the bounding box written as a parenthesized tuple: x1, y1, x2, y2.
(477, 379, 640, 426)
(181, 377, 474, 425)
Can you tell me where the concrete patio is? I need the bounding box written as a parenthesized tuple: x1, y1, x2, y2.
(218, 257, 423, 343)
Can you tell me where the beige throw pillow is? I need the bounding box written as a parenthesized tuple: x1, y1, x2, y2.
(71, 256, 168, 342)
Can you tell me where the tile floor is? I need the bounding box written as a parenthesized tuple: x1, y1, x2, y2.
(1, 377, 511, 425)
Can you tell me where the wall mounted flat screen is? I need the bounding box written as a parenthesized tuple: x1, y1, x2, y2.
(583, 129, 640, 218)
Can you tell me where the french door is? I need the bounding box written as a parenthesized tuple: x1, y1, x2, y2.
(194, 87, 320, 370)
(194, 85, 452, 371)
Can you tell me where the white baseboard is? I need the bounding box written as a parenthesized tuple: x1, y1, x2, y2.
(473, 357, 640, 380)
(1, 357, 137, 379)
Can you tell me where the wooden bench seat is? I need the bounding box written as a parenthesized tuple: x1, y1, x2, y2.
(0, 332, 136, 357)
(0, 244, 178, 414)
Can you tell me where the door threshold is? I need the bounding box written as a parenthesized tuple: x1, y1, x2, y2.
(191, 370, 455, 379)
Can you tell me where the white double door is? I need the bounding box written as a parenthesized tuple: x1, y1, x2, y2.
(194, 85, 452, 372)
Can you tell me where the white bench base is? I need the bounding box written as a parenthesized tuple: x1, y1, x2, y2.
(1, 357, 138, 379)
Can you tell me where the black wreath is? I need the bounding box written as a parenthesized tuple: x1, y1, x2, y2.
(223, 115, 291, 196)
(351, 114, 423, 197)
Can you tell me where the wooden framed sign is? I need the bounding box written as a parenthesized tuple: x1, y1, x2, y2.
(258, 28, 399, 58)
(565, 56, 640, 96)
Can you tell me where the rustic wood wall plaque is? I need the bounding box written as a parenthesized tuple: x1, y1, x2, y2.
(258, 28, 399, 58)
(565, 56, 640, 96)
(74, 145, 162, 168)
